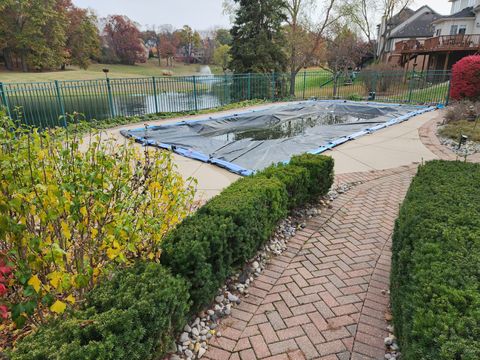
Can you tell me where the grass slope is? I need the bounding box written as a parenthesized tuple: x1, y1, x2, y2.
(0, 60, 223, 83)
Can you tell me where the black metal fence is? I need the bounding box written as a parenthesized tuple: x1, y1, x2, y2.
(0, 70, 451, 127)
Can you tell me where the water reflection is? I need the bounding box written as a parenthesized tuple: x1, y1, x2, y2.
(213, 113, 369, 142)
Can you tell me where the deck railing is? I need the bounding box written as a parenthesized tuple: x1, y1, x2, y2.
(0, 70, 451, 128)
(396, 34, 480, 53)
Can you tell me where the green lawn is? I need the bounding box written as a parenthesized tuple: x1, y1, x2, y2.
(0, 59, 224, 83)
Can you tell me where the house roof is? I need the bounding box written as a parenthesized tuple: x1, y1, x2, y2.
(390, 10, 442, 39)
(387, 7, 416, 27)
(434, 7, 476, 21)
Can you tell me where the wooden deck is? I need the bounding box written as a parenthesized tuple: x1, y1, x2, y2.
(396, 34, 480, 54)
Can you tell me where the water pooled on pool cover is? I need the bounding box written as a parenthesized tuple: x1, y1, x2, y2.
(122, 101, 423, 173)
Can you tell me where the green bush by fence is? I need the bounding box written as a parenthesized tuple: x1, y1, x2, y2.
(11, 263, 190, 360)
(161, 154, 334, 314)
(0, 70, 451, 128)
(391, 160, 480, 359)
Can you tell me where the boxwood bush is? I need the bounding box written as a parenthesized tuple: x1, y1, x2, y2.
(290, 153, 334, 200)
(257, 164, 311, 209)
(11, 263, 190, 360)
(391, 160, 480, 360)
(161, 154, 334, 313)
(161, 215, 235, 313)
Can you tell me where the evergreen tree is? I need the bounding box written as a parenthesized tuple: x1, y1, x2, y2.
(229, 0, 288, 73)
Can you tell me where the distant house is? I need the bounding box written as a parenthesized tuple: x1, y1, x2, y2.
(377, 6, 441, 66)
(384, 0, 480, 72)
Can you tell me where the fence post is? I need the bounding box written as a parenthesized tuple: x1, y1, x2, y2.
(152, 77, 159, 113)
(54, 80, 67, 127)
(271, 72, 275, 101)
(0, 82, 12, 119)
(247, 73, 251, 100)
(333, 72, 338, 99)
(302, 70, 307, 100)
(106, 78, 116, 118)
(407, 68, 416, 103)
(192, 75, 198, 112)
(445, 72, 452, 106)
(223, 73, 228, 104)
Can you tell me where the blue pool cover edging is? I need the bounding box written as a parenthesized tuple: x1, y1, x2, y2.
(123, 101, 440, 177)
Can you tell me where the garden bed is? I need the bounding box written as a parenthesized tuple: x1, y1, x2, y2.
(391, 160, 480, 359)
(436, 100, 480, 157)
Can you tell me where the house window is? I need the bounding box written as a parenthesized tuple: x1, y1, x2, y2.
(387, 39, 393, 51)
(436, 29, 442, 36)
(450, 25, 458, 35)
(468, 0, 474, 6)
(458, 25, 467, 34)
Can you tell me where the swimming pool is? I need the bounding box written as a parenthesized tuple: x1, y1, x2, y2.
(121, 100, 437, 176)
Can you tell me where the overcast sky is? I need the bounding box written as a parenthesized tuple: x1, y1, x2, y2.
(72, 0, 452, 31)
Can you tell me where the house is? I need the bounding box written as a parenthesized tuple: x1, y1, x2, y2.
(392, 0, 480, 72)
(377, 6, 441, 65)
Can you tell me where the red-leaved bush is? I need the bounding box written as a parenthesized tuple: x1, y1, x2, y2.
(450, 55, 480, 101)
(0, 253, 13, 321)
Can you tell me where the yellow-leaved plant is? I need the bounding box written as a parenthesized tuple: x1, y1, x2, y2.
(0, 114, 196, 327)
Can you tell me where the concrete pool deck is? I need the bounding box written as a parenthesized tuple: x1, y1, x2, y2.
(104, 104, 443, 201)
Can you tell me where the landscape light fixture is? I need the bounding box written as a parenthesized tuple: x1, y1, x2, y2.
(103, 68, 110, 79)
(458, 134, 468, 149)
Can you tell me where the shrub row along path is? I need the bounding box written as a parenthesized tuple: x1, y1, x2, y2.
(203, 166, 416, 360)
(200, 110, 480, 360)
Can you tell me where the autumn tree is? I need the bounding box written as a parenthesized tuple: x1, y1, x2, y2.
(376, 0, 414, 59)
(64, 4, 100, 69)
(0, 0, 99, 72)
(102, 15, 147, 65)
(341, 0, 377, 61)
(177, 25, 201, 64)
(229, 0, 287, 73)
(201, 36, 216, 65)
(142, 30, 161, 64)
(142, 26, 170, 66)
(284, 0, 340, 95)
(213, 44, 232, 72)
(159, 31, 179, 67)
(0, 0, 67, 71)
(326, 25, 367, 96)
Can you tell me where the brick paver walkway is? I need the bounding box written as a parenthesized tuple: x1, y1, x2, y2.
(204, 166, 417, 360)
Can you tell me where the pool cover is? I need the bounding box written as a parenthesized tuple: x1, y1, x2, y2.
(122, 101, 435, 175)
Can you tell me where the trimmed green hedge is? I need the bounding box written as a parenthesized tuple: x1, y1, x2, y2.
(391, 160, 480, 360)
(290, 153, 335, 200)
(161, 154, 334, 313)
(11, 263, 190, 360)
(258, 164, 310, 209)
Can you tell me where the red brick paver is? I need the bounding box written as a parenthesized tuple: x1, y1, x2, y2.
(204, 165, 417, 360)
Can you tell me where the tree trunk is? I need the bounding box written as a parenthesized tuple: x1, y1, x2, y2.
(3, 49, 13, 70)
(289, 72, 296, 97)
(157, 42, 161, 67)
(20, 50, 28, 72)
(333, 67, 339, 98)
